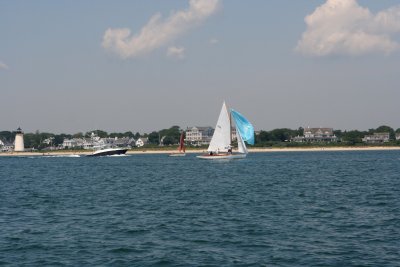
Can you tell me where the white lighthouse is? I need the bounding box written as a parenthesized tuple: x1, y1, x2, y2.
(14, 127, 25, 152)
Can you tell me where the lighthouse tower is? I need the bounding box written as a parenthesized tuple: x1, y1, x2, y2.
(14, 127, 25, 152)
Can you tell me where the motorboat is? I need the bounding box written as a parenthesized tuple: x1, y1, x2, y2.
(86, 147, 128, 157)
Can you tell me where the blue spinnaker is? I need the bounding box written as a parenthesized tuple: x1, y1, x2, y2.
(231, 109, 255, 145)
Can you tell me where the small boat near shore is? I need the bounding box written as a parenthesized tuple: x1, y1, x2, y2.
(169, 131, 186, 157)
(86, 147, 128, 157)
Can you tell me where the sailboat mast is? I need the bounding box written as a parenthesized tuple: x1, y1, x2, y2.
(225, 101, 233, 147)
(229, 109, 232, 146)
(178, 131, 184, 152)
(181, 131, 185, 153)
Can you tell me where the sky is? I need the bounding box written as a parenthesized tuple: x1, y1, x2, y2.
(1, 0, 400, 134)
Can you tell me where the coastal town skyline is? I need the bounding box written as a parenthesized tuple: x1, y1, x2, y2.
(2, 0, 400, 133)
(2, 124, 399, 153)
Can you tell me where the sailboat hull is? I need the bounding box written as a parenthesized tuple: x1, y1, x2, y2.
(196, 153, 246, 160)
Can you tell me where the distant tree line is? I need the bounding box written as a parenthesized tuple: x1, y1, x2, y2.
(256, 127, 304, 145)
(255, 125, 400, 147)
(1, 125, 400, 150)
(146, 126, 181, 145)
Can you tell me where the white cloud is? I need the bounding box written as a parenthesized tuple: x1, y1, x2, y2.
(167, 46, 185, 59)
(296, 0, 400, 56)
(102, 0, 220, 59)
(0, 61, 9, 70)
(209, 38, 219, 45)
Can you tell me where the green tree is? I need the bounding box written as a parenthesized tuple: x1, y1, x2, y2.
(375, 125, 395, 140)
(297, 127, 304, 136)
(159, 126, 181, 145)
(0, 131, 13, 142)
(162, 136, 176, 145)
(123, 131, 135, 138)
(86, 130, 108, 138)
(269, 128, 296, 142)
(333, 130, 342, 139)
(24, 132, 44, 149)
(148, 131, 160, 144)
(256, 130, 271, 143)
(54, 134, 72, 146)
(109, 132, 124, 138)
(341, 130, 366, 145)
(72, 132, 84, 138)
(23, 132, 55, 149)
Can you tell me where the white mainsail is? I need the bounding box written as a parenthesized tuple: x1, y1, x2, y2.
(207, 102, 231, 153)
(197, 102, 254, 160)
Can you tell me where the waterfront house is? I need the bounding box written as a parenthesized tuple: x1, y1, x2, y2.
(42, 137, 54, 145)
(292, 127, 338, 143)
(62, 138, 86, 149)
(362, 133, 390, 144)
(136, 137, 149, 147)
(185, 126, 214, 146)
(62, 139, 76, 148)
(1, 141, 14, 152)
(83, 138, 97, 149)
(114, 137, 135, 148)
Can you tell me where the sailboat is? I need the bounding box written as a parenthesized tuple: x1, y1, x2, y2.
(169, 131, 186, 157)
(197, 102, 254, 160)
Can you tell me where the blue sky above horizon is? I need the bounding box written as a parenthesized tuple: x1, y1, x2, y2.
(1, 0, 400, 134)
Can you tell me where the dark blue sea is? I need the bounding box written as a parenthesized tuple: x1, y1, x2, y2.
(1, 151, 399, 266)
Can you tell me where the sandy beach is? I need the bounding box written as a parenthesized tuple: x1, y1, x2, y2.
(1, 146, 400, 157)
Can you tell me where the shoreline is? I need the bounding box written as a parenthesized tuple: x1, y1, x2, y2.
(1, 146, 400, 157)
(250, 146, 400, 152)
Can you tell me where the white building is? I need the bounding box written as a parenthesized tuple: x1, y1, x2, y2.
(185, 126, 214, 146)
(83, 138, 96, 149)
(362, 133, 390, 144)
(14, 127, 25, 152)
(42, 137, 54, 145)
(62, 139, 77, 148)
(62, 138, 87, 149)
(292, 127, 338, 143)
(136, 137, 149, 147)
(1, 141, 14, 152)
(114, 137, 135, 148)
(0, 140, 13, 152)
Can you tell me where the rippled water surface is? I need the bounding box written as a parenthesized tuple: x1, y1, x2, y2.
(1, 151, 400, 266)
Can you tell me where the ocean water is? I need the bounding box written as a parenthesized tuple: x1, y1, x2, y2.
(0, 151, 399, 266)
